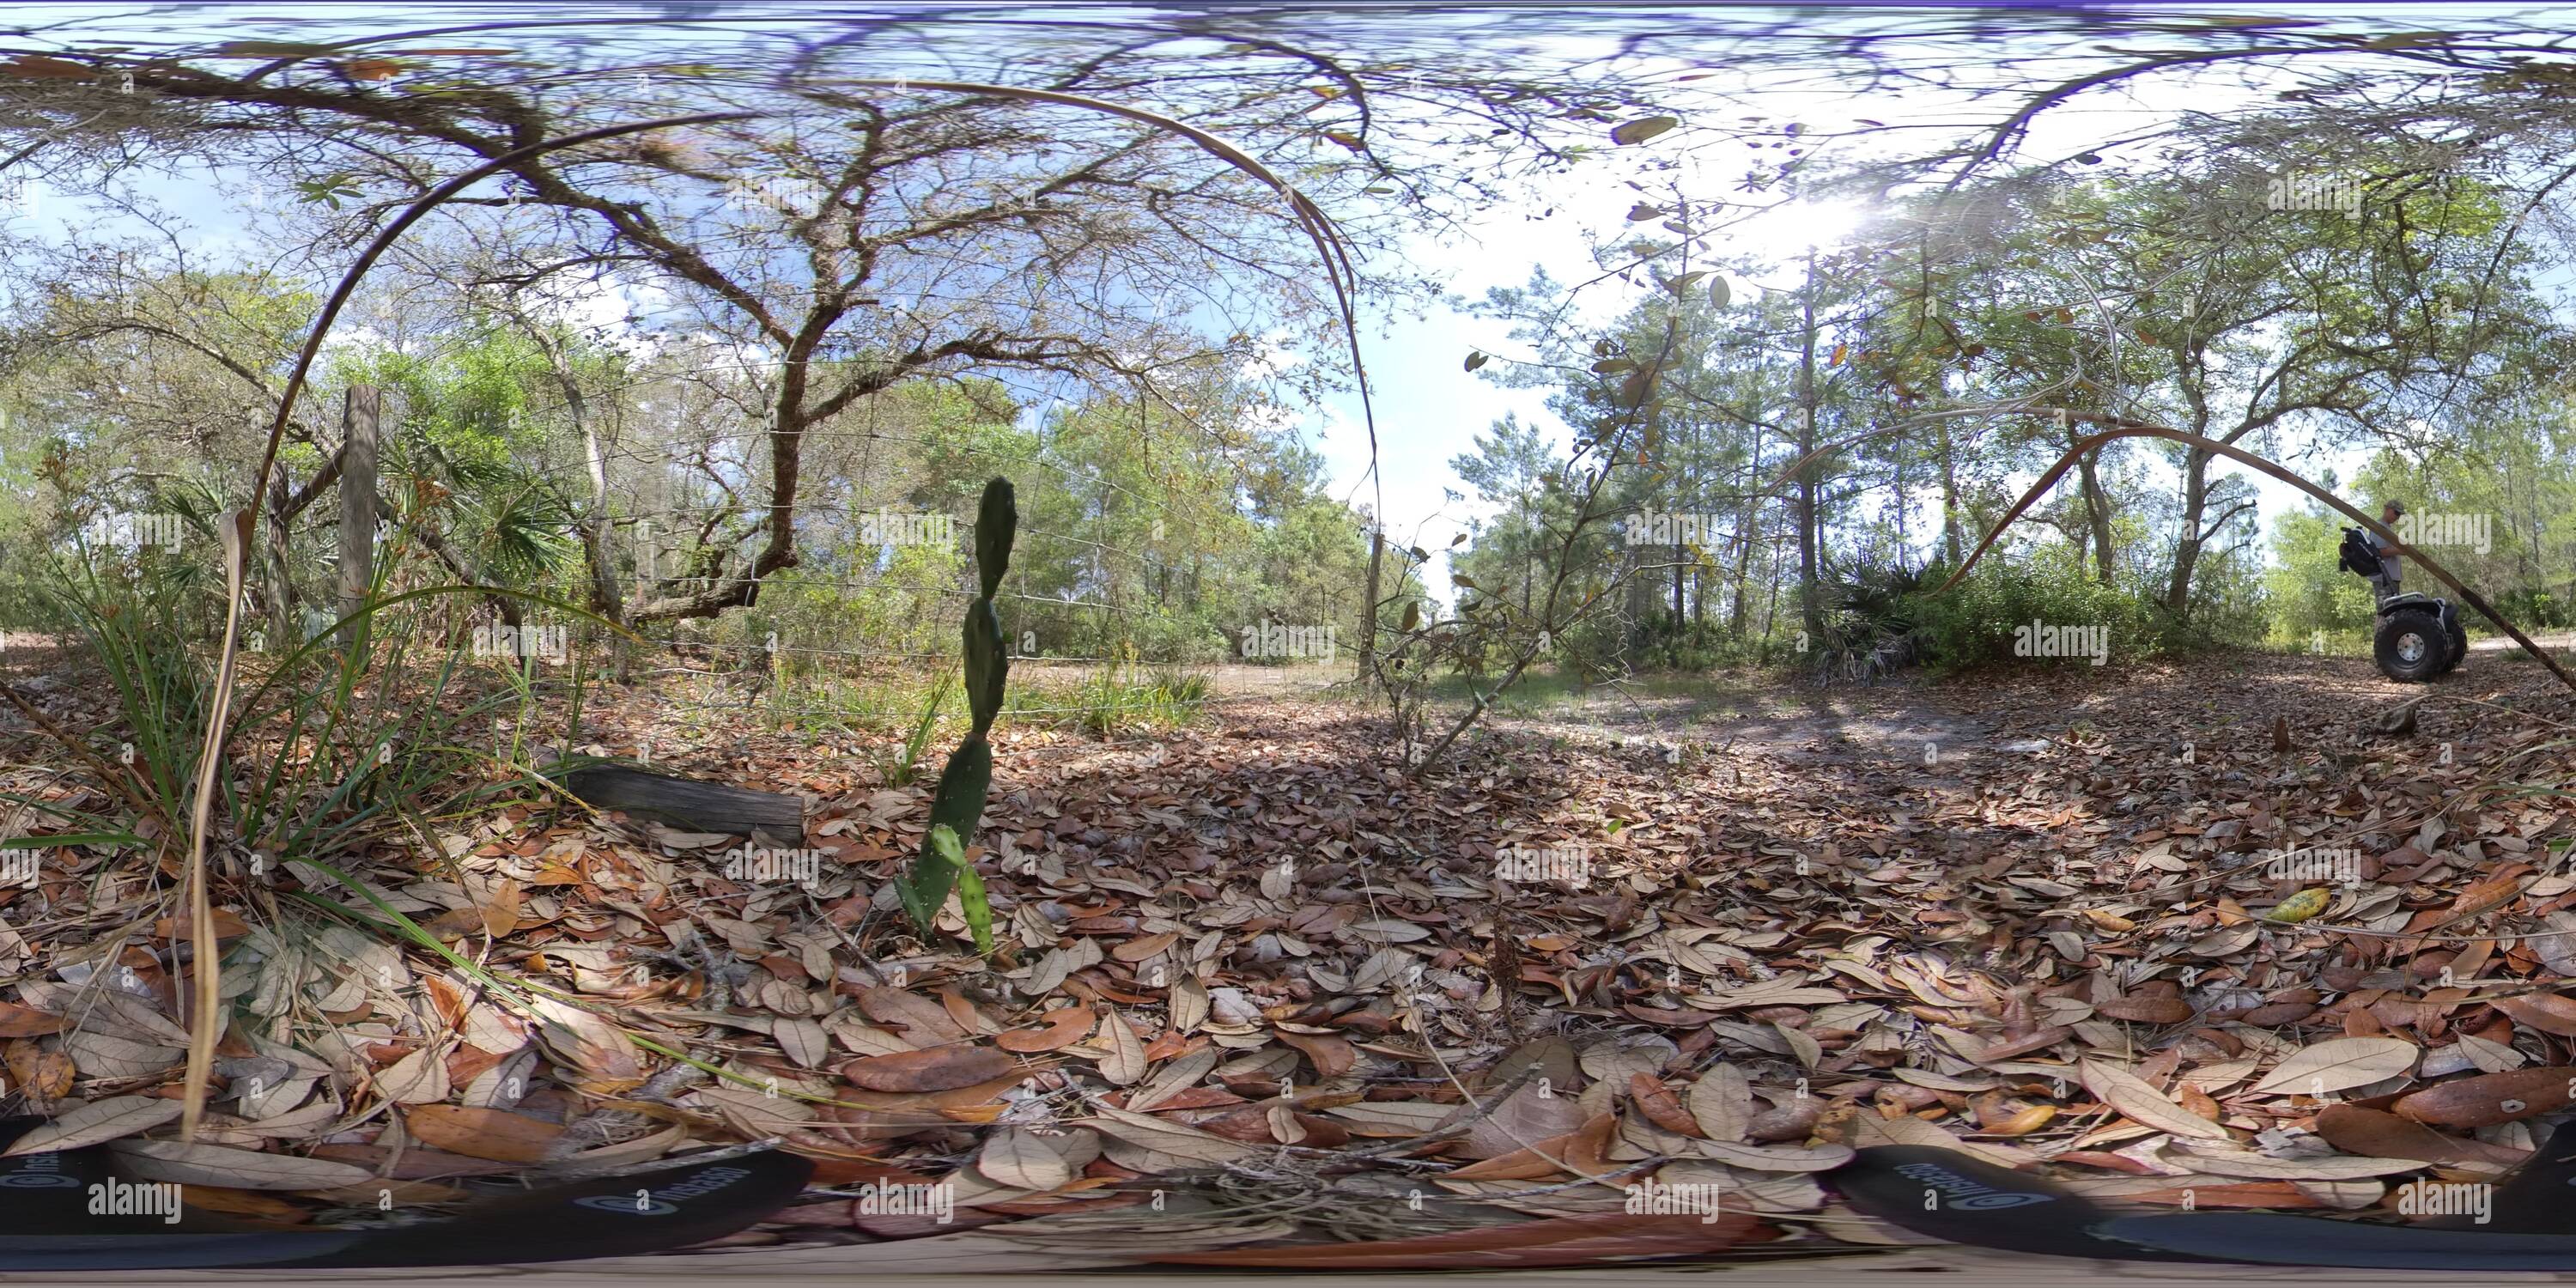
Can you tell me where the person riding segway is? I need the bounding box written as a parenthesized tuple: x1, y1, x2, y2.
(2339, 500, 2466, 683)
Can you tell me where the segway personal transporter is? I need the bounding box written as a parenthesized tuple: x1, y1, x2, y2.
(2340, 526, 2466, 682)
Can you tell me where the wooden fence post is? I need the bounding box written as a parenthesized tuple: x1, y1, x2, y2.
(263, 473, 295, 647)
(1357, 525, 1383, 695)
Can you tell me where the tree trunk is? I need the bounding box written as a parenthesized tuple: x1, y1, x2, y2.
(2165, 447, 2211, 617)
(1357, 526, 1383, 694)
(563, 373, 630, 681)
(2071, 422, 2115, 583)
(1669, 459, 1687, 625)
(628, 390, 807, 623)
(1624, 537, 1656, 657)
(337, 386, 379, 652)
(1935, 418, 1964, 568)
(1728, 451, 1759, 634)
(263, 473, 295, 647)
(1728, 532, 1753, 634)
(1671, 544, 1686, 624)
(2084, 456, 2116, 583)
(1762, 536, 1785, 640)
(1795, 248, 1822, 641)
(565, 380, 623, 623)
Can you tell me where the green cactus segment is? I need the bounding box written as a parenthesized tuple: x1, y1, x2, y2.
(975, 477, 1017, 601)
(927, 735, 993, 837)
(895, 857, 933, 932)
(902, 735, 991, 918)
(895, 477, 1014, 951)
(964, 598, 1008, 738)
(928, 824, 995, 954)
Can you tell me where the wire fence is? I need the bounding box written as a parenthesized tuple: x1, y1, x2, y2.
(631, 684, 1344, 726)
(0, 368, 1391, 761)
(0, 530, 1361, 752)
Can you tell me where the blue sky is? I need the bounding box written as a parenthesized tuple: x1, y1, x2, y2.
(1297, 58, 2351, 601)
(3, 2, 2514, 603)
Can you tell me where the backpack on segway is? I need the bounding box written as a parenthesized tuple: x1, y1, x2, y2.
(2339, 526, 2466, 682)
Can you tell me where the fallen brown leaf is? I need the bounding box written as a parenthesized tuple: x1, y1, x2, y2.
(403, 1105, 567, 1163)
(1273, 1029, 1356, 1079)
(996, 1006, 1096, 1053)
(843, 1045, 1017, 1093)
(2392, 1066, 2576, 1128)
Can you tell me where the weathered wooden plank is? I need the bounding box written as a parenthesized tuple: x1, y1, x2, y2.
(339, 384, 380, 622)
(563, 766, 802, 837)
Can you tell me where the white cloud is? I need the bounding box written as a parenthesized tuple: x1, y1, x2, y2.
(518, 274, 671, 359)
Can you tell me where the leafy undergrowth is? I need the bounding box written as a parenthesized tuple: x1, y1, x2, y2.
(2, 641, 2576, 1267)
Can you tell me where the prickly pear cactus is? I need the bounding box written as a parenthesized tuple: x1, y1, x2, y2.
(896, 477, 1013, 952)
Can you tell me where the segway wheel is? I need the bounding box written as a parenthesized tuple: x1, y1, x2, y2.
(2375, 609, 2446, 683)
(2439, 620, 2467, 673)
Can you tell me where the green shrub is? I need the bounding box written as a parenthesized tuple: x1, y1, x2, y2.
(872, 668, 953, 787)
(1056, 656, 1210, 735)
(1630, 615, 1736, 670)
(1905, 558, 2160, 671)
(6, 552, 586, 879)
(2498, 587, 2568, 631)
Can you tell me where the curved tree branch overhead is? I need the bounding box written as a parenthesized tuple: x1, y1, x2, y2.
(1, 11, 1661, 625)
